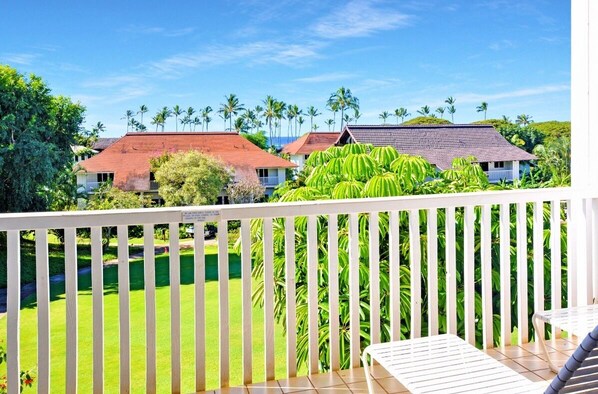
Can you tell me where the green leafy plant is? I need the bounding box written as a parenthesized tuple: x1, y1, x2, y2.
(0, 346, 35, 393)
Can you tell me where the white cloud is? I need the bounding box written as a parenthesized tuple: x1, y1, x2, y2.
(456, 84, 570, 104)
(1, 53, 39, 65)
(311, 0, 411, 39)
(489, 39, 516, 51)
(120, 25, 196, 37)
(295, 72, 357, 83)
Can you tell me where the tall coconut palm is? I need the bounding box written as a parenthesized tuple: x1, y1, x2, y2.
(274, 100, 286, 139)
(445, 97, 456, 122)
(201, 106, 213, 131)
(220, 94, 245, 132)
(122, 110, 135, 132)
(297, 116, 305, 135)
(516, 114, 533, 126)
(324, 119, 334, 131)
(181, 115, 190, 131)
(172, 105, 183, 132)
(159, 107, 172, 131)
(395, 107, 410, 123)
(286, 105, 296, 137)
(138, 105, 148, 127)
(313, 124, 319, 131)
(353, 108, 362, 124)
(476, 102, 488, 120)
(186, 107, 196, 130)
(416, 106, 431, 116)
(306, 106, 320, 132)
(92, 121, 106, 135)
(447, 105, 456, 123)
(263, 95, 277, 143)
(343, 113, 353, 126)
(379, 111, 390, 125)
(328, 87, 359, 132)
(150, 114, 162, 132)
(193, 116, 201, 131)
(435, 106, 446, 119)
(501, 115, 511, 123)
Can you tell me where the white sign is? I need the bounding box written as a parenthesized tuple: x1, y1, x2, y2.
(181, 210, 221, 223)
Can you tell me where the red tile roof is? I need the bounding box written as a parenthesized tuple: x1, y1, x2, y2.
(282, 132, 340, 155)
(79, 132, 296, 191)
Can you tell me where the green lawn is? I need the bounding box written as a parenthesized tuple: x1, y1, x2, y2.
(0, 245, 295, 392)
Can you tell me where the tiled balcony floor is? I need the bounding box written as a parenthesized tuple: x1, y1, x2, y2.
(198, 337, 579, 393)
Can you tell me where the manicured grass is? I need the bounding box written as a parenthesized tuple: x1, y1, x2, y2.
(0, 246, 294, 392)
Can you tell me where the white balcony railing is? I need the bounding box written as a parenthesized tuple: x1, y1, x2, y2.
(486, 169, 514, 183)
(258, 176, 279, 186)
(0, 187, 586, 393)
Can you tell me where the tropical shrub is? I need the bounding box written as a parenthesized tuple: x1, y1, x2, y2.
(401, 116, 452, 125)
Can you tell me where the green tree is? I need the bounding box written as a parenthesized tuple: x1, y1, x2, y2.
(226, 178, 265, 203)
(395, 107, 410, 123)
(416, 105, 431, 116)
(435, 106, 445, 119)
(476, 102, 488, 120)
(306, 106, 321, 132)
(153, 151, 231, 206)
(497, 124, 544, 153)
(220, 94, 245, 132)
(533, 121, 570, 141)
(353, 108, 362, 124)
(201, 106, 212, 131)
(122, 110, 134, 132)
(532, 136, 571, 186)
(379, 111, 390, 124)
(328, 87, 359, 132)
(241, 130, 268, 149)
(158, 107, 172, 131)
(0, 65, 86, 213)
(172, 105, 184, 132)
(402, 116, 452, 125)
(445, 96, 456, 122)
(138, 104, 148, 127)
(324, 119, 334, 131)
(516, 114, 533, 126)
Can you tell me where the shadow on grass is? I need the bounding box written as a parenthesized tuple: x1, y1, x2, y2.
(21, 250, 242, 310)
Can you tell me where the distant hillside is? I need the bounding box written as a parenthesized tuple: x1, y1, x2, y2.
(533, 121, 570, 140)
(471, 119, 511, 129)
(402, 116, 452, 125)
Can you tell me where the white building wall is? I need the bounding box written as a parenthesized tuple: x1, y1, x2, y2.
(290, 154, 307, 171)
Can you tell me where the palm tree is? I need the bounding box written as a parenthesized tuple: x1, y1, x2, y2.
(416, 106, 431, 116)
(476, 102, 488, 120)
(379, 111, 390, 124)
(150, 114, 162, 132)
(201, 106, 213, 131)
(220, 94, 245, 132)
(186, 107, 196, 131)
(445, 97, 456, 122)
(435, 107, 446, 119)
(353, 108, 362, 124)
(516, 114, 533, 126)
(328, 87, 359, 132)
(274, 100, 286, 139)
(447, 105, 456, 123)
(297, 116, 305, 135)
(324, 119, 334, 131)
(193, 116, 201, 131)
(138, 105, 148, 127)
(286, 105, 297, 137)
(313, 124, 319, 131)
(122, 110, 135, 132)
(326, 101, 339, 131)
(172, 105, 184, 132)
(159, 107, 172, 131)
(306, 106, 320, 132)
(92, 121, 106, 135)
(395, 107, 410, 123)
(501, 115, 511, 123)
(343, 113, 353, 126)
(263, 96, 277, 144)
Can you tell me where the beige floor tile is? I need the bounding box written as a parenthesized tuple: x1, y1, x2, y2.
(496, 346, 532, 358)
(519, 341, 555, 355)
(277, 376, 314, 393)
(376, 377, 408, 393)
(546, 338, 577, 352)
(483, 348, 508, 360)
(520, 371, 549, 383)
(512, 355, 550, 371)
(346, 380, 385, 393)
(369, 364, 391, 379)
(292, 390, 318, 394)
(246, 380, 283, 394)
(337, 367, 367, 384)
(214, 387, 249, 394)
(308, 372, 346, 388)
(316, 385, 352, 393)
(533, 368, 557, 381)
(499, 359, 529, 373)
(536, 350, 569, 364)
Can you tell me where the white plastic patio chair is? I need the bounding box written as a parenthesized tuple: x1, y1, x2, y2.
(361, 334, 537, 393)
(533, 304, 598, 372)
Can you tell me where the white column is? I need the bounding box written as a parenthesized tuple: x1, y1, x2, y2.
(571, 0, 598, 305)
(512, 161, 519, 181)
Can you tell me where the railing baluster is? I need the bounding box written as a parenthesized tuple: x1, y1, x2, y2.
(516, 203, 528, 344)
(263, 218, 275, 380)
(169, 223, 181, 392)
(409, 210, 421, 339)
(445, 207, 457, 336)
(369, 212, 381, 344)
(481, 205, 493, 349)
(499, 204, 511, 346)
(328, 214, 340, 371)
(117, 225, 130, 393)
(241, 219, 253, 383)
(64, 228, 78, 394)
(307, 215, 319, 374)
(36, 229, 51, 394)
(218, 219, 229, 387)
(464, 206, 475, 345)
(284, 217, 297, 377)
(90, 227, 104, 393)
(389, 211, 401, 341)
(550, 201, 562, 337)
(533, 203, 545, 338)
(143, 224, 156, 393)
(593, 199, 598, 302)
(567, 201, 576, 307)
(7, 231, 20, 394)
(427, 209, 438, 336)
(193, 222, 206, 392)
(348, 213, 360, 368)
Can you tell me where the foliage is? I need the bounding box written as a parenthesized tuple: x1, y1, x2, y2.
(0, 65, 86, 213)
(533, 121, 571, 141)
(153, 151, 231, 206)
(401, 116, 452, 125)
(497, 124, 544, 153)
(531, 136, 571, 186)
(226, 178, 266, 203)
(470, 118, 512, 129)
(0, 346, 35, 393)
(240, 130, 268, 150)
(86, 182, 150, 210)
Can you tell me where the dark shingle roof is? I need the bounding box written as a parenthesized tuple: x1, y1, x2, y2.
(92, 138, 120, 151)
(339, 124, 536, 169)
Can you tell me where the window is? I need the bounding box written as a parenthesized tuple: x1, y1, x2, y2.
(257, 169, 269, 178)
(494, 161, 505, 169)
(96, 172, 114, 182)
(304, 154, 310, 160)
(480, 162, 489, 171)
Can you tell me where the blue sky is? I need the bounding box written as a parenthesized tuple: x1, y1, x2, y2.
(1, 0, 570, 137)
